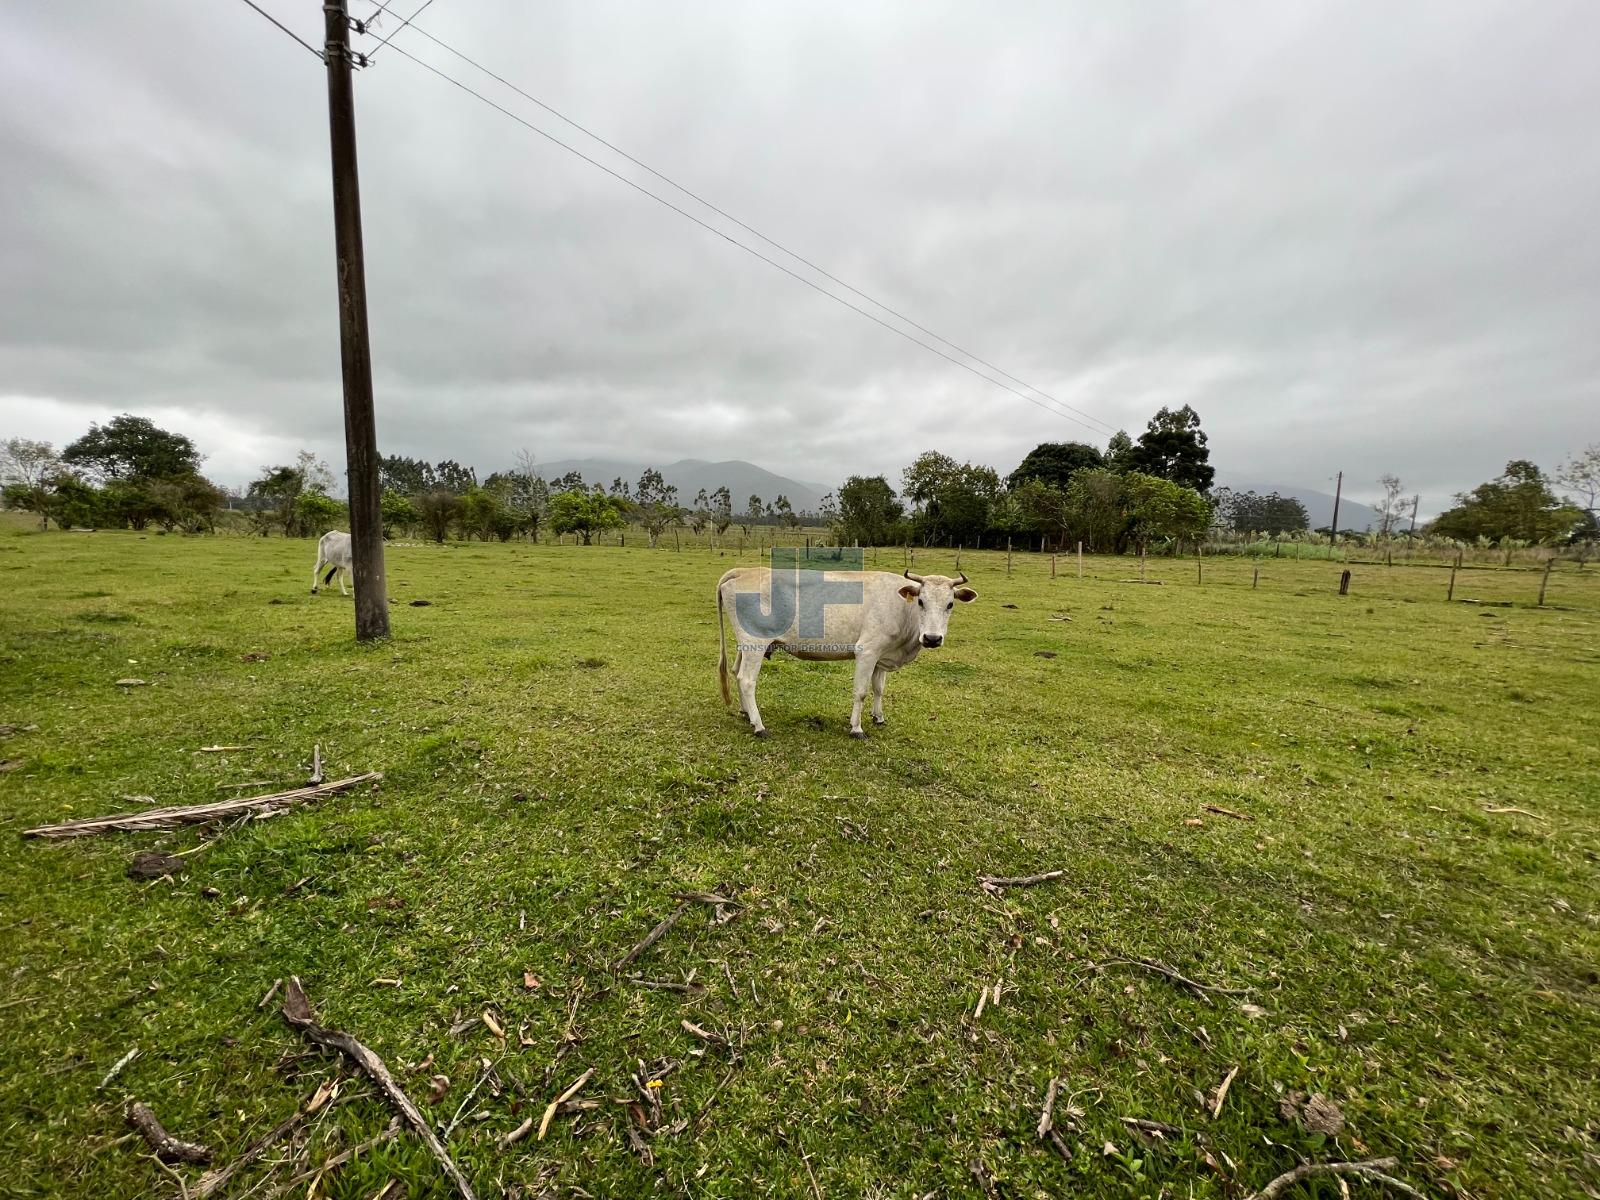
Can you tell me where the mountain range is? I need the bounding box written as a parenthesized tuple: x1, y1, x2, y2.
(535, 457, 833, 513)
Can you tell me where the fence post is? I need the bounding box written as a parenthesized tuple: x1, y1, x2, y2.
(956, 545, 962, 570)
(1196, 546, 1203, 586)
(1051, 553, 1057, 579)
(1339, 569, 1351, 596)
(1077, 541, 1083, 580)
(1538, 557, 1553, 606)
(1006, 538, 1012, 576)
(1448, 551, 1460, 601)
(1139, 550, 1146, 581)
(1252, 564, 1260, 589)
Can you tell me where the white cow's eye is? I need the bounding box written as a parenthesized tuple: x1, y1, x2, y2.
(917, 599, 923, 607)
(947, 603, 953, 610)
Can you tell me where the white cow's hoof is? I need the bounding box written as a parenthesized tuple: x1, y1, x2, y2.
(310, 589, 317, 595)
(850, 729, 868, 740)
(752, 728, 770, 739)
(872, 716, 887, 727)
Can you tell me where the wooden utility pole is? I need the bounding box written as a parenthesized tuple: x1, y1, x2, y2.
(322, 0, 388, 640)
(1328, 470, 1343, 557)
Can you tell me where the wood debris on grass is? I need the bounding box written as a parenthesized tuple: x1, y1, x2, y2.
(538, 1067, 595, 1141)
(1098, 955, 1248, 1002)
(1245, 1156, 1424, 1200)
(978, 869, 1065, 895)
(190, 1105, 306, 1198)
(125, 1100, 212, 1164)
(1202, 804, 1253, 821)
(1208, 1065, 1239, 1119)
(279, 976, 477, 1200)
(21, 773, 381, 839)
(97, 1046, 139, 1091)
(616, 900, 692, 970)
(1483, 804, 1542, 818)
(306, 743, 324, 787)
(127, 851, 185, 880)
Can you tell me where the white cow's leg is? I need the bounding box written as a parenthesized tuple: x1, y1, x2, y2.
(339, 565, 349, 596)
(849, 654, 878, 738)
(311, 556, 322, 594)
(735, 645, 769, 737)
(871, 665, 889, 726)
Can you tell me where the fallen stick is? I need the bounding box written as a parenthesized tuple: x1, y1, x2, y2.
(1246, 1156, 1424, 1200)
(126, 1100, 213, 1164)
(499, 1116, 535, 1147)
(1209, 1065, 1239, 1120)
(979, 869, 1065, 894)
(1037, 1078, 1060, 1139)
(1120, 1116, 1200, 1141)
(197, 746, 250, 753)
(1100, 956, 1248, 1001)
(98, 1046, 140, 1091)
(192, 1107, 307, 1198)
(307, 744, 324, 787)
(617, 901, 692, 969)
(625, 976, 704, 995)
(280, 977, 476, 1200)
(1483, 805, 1541, 818)
(1202, 805, 1253, 822)
(22, 773, 381, 839)
(538, 1067, 595, 1141)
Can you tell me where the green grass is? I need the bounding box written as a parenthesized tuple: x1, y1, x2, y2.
(2, 518, 1598, 1198)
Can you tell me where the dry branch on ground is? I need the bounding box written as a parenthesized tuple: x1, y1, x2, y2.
(21, 774, 380, 839)
(279, 977, 477, 1200)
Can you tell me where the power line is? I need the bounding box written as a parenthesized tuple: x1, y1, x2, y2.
(362, 4, 1118, 437)
(366, 0, 437, 60)
(380, 41, 1113, 438)
(233, 0, 324, 61)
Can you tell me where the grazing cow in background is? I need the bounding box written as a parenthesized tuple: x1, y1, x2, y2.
(716, 566, 978, 738)
(311, 530, 353, 596)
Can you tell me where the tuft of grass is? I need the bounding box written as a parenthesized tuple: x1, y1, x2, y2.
(2, 520, 1598, 1198)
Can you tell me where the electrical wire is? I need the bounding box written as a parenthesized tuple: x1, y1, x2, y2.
(381, 41, 1110, 436)
(361, 4, 1117, 435)
(366, 0, 436, 60)
(233, 0, 324, 61)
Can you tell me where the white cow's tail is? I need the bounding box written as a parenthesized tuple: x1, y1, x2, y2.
(716, 572, 732, 706)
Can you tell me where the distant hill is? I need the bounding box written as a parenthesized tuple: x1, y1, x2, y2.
(535, 457, 832, 513)
(1219, 481, 1383, 532)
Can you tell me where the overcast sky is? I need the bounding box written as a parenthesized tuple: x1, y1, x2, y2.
(2, 0, 1596, 510)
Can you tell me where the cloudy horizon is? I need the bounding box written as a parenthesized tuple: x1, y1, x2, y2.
(3, 0, 1596, 514)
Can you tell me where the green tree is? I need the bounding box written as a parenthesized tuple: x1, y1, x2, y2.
(1063, 468, 1128, 552)
(834, 475, 903, 546)
(1214, 488, 1309, 536)
(549, 488, 625, 545)
(772, 494, 798, 529)
(742, 494, 764, 536)
(1012, 478, 1071, 547)
(1105, 430, 1137, 473)
(379, 455, 429, 495)
(149, 472, 226, 532)
(1, 438, 65, 529)
(460, 487, 518, 541)
(380, 490, 419, 538)
(1123, 472, 1211, 550)
(294, 490, 345, 537)
(636, 469, 681, 548)
(62, 414, 201, 481)
(1431, 460, 1580, 543)
(901, 452, 998, 545)
(1128, 406, 1214, 492)
(414, 490, 462, 543)
(689, 489, 712, 536)
(710, 486, 734, 541)
(1007, 441, 1105, 492)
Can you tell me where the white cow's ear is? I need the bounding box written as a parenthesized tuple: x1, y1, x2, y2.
(953, 587, 978, 603)
(897, 584, 921, 602)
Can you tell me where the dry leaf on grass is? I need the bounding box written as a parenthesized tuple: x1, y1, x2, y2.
(1279, 1091, 1345, 1135)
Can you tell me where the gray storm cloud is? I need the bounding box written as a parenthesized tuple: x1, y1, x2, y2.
(1, 0, 1595, 509)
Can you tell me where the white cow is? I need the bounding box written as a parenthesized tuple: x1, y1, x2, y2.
(310, 530, 353, 596)
(716, 567, 978, 738)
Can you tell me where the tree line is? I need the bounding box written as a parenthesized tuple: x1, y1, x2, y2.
(4, 410, 1595, 553)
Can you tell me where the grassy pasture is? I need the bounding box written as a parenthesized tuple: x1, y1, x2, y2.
(1, 519, 1598, 1199)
